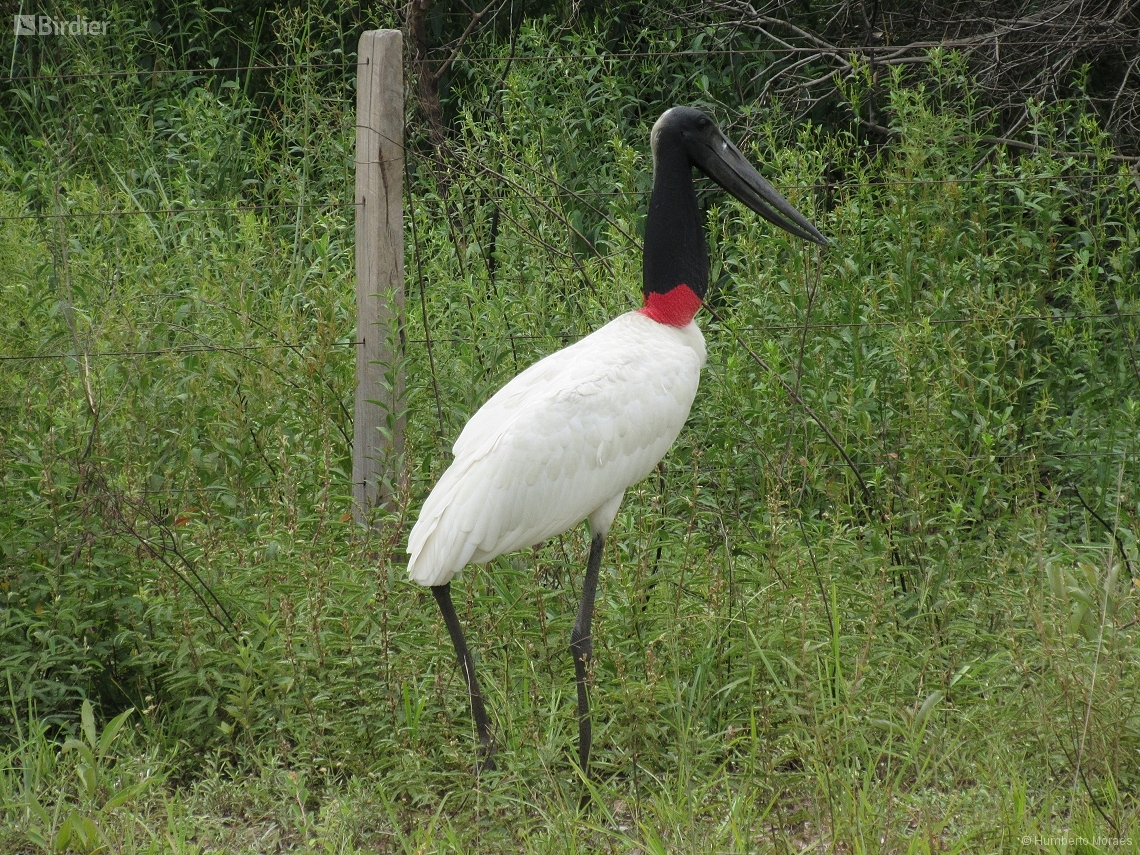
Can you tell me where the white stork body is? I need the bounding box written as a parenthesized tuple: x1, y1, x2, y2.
(407, 311, 706, 587)
(405, 106, 826, 781)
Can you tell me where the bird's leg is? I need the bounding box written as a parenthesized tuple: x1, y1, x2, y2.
(569, 532, 606, 778)
(431, 582, 497, 773)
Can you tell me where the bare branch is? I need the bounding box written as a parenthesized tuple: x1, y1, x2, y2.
(692, 0, 1140, 153)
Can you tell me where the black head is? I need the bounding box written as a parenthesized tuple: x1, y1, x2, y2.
(652, 107, 828, 245)
(642, 107, 827, 305)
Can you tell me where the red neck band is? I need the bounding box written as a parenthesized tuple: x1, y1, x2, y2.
(638, 284, 701, 326)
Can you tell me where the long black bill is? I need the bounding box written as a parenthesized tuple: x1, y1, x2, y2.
(693, 132, 828, 246)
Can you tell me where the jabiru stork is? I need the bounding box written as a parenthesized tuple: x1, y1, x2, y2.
(407, 106, 827, 778)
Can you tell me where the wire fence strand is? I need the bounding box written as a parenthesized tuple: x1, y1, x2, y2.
(1, 168, 1133, 225)
(2, 61, 351, 84)
(9, 41, 1140, 85)
(3, 311, 1136, 363)
(0, 200, 359, 223)
(129, 448, 1140, 501)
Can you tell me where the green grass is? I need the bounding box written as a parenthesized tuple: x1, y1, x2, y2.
(2, 5, 1139, 853)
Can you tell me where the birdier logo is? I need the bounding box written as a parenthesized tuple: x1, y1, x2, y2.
(14, 14, 110, 36)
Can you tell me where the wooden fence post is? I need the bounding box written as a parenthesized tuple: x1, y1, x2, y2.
(353, 30, 404, 524)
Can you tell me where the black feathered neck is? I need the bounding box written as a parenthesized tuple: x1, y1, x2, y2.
(642, 128, 707, 300)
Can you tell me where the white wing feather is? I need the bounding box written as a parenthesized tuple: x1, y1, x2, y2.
(407, 311, 706, 587)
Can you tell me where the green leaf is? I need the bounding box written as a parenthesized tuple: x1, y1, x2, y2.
(81, 700, 97, 751)
(101, 783, 139, 812)
(1046, 562, 1067, 602)
(54, 813, 72, 851)
(77, 763, 97, 800)
(26, 795, 50, 825)
(63, 738, 95, 768)
(915, 690, 943, 725)
(26, 827, 48, 848)
(97, 708, 133, 758)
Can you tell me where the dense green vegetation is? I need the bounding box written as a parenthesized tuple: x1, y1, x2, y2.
(1, 2, 1139, 851)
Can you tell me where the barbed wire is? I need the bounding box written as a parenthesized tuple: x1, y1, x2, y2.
(404, 311, 1140, 347)
(0, 341, 359, 363)
(8, 41, 1139, 86)
(124, 448, 1140, 500)
(1, 168, 1132, 225)
(2, 61, 350, 85)
(0, 200, 358, 223)
(690, 448, 1138, 473)
(456, 174, 1135, 196)
(436, 38, 1140, 63)
(3, 310, 1135, 364)
(721, 311, 1140, 333)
